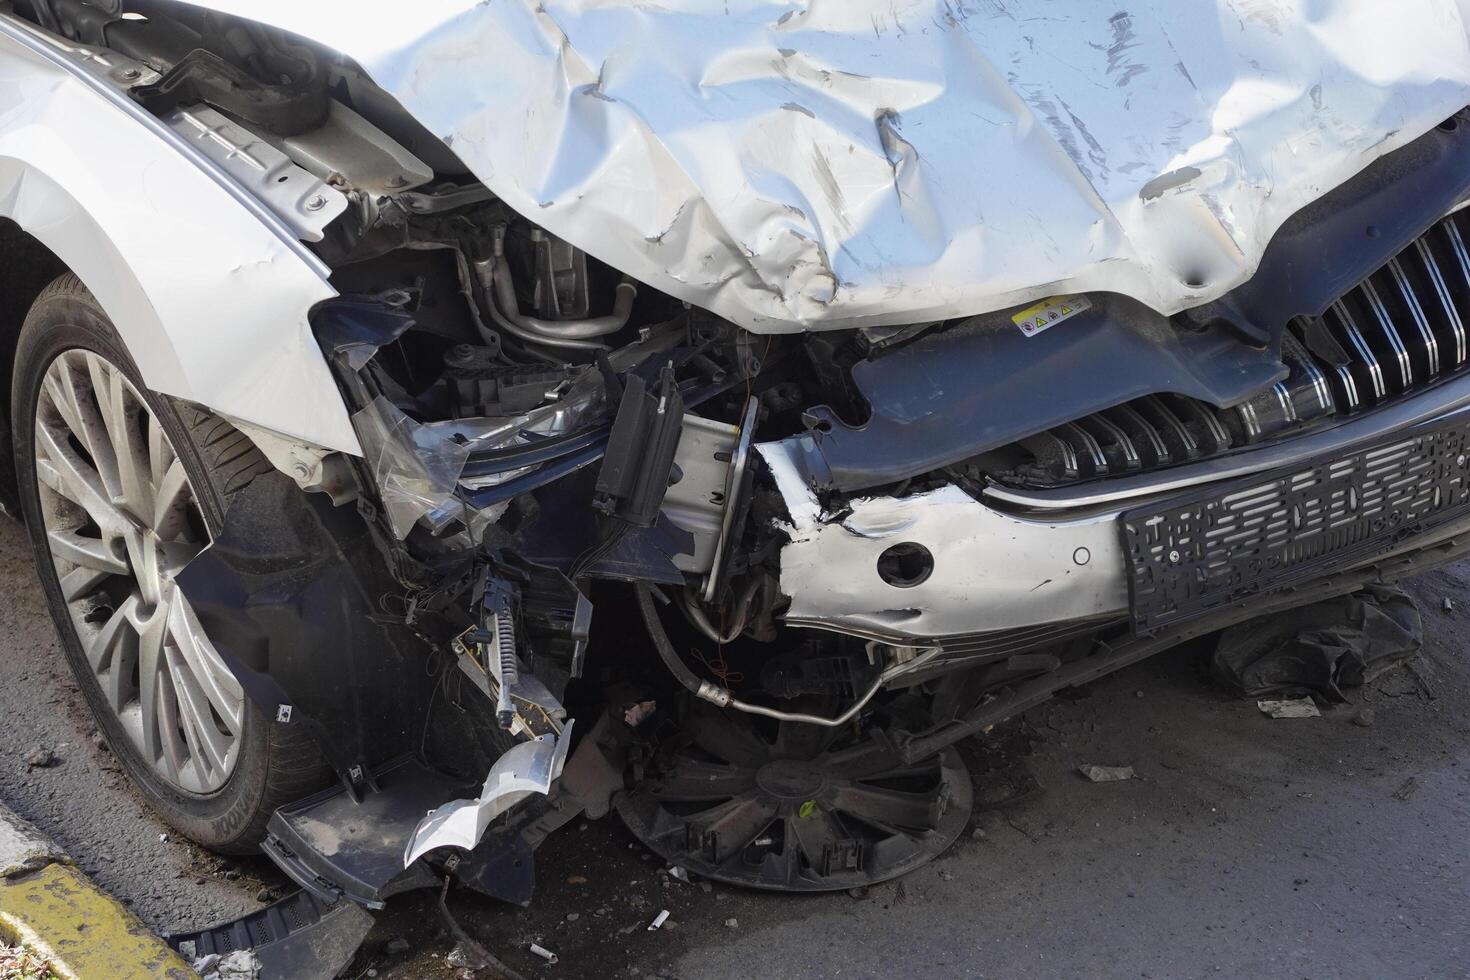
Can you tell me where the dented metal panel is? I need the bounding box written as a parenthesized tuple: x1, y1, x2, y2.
(177, 0, 1470, 332)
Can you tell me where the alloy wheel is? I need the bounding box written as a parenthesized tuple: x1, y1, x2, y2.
(33, 349, 244, 794)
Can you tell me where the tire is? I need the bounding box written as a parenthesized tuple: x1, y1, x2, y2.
(11, 273, 327, 853)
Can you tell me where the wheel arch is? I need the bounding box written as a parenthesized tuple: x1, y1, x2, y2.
(0, 216, 66, 516)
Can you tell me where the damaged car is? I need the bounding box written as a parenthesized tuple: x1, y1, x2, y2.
(2, 0, 1470, 952)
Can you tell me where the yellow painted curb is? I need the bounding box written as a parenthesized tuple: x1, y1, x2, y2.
(0, 863, 195, 979)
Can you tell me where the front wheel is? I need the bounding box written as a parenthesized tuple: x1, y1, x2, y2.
(11, 273, 325, 852)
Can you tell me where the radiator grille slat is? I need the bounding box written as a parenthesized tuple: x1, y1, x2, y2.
(1413, 236, 1466, 368)
(1387, 257, 1440, 377)
(1330, 298, 1387, 401)
(1357, 276, 1414, 390)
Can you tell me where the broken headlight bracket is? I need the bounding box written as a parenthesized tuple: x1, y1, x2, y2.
(452, 555, 589, 734)
(550, 359, 686, 581)
(592, 360, 686, 527)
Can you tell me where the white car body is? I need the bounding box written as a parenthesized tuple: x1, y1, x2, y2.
(5, 0, 1470, 914)
(0, 15, 356, 454)
(2, 2, 1468, 456)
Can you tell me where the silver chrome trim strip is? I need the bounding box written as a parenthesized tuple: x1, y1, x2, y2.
(1335, 363, 1361, 409)
(1445, 219, 1470, 298)
(1272, 382, 1297, 423)
(1060, 422, 1106, 469)
(1112, 405, 1167, 460)
(1331, 299, 1387, 399)
(1088, 413, 1139, 464)
(1237, 399, 1261, 439)
(983, 370, 1470, 511)
(1145, 396, 1199, 454)
(1358, 278, 1413, 388)
(1194, 401, 1229, 448)
(1387, 256, 1440, 376)
(1299, 355, 1332, 412)
(1415, 237, 1466, 367)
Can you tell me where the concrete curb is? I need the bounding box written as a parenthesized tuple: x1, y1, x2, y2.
(0, 799, 195, 979)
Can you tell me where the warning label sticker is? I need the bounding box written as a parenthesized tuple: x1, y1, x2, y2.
(1010, 294, 1092, 337)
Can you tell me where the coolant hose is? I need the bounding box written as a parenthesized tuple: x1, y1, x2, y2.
(636, 584, 713, 697)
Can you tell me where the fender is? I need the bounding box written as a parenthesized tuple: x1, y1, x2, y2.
(0, 15, 360, 455)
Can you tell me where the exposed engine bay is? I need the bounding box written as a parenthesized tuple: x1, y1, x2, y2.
(8, 0, 1470, 916)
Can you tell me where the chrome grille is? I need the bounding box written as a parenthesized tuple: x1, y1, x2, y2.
(1315, 211, 1470, 409)
(999, 209, 1470, 488)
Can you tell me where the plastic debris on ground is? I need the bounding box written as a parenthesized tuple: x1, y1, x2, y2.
(444, 943, 490, 972)
(1392, 776, 1420, 802)
(1257, 698, 1323, 719)
(1077, 764, 1135, 782)
(1212, 585, 1422, 702)
(192, 950, 262, 980)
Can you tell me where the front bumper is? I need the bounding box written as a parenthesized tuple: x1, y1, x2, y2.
(761, 380, 1470, 658)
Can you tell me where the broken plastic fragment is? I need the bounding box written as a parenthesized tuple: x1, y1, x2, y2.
(1077, 764, 1135, 783)
(402, 721, 574, 867)
(1257, 698, 1321, 719)
(351, 395, 470, 539)
(622, 700, 656, 728)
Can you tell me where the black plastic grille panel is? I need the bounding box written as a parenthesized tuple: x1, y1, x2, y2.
(1124, 416, 1470, 632)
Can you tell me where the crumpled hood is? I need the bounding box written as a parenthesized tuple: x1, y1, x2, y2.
(183, 0, 1470, 332)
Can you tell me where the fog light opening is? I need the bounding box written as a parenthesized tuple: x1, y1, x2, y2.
(877, 542, 934, 588)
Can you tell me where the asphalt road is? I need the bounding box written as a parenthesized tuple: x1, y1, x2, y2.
(0, 518, 287, 930)
(0, 514, 1466, 979)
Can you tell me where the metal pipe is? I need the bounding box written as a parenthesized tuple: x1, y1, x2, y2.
(711, 676, 884, 729)
(679, 577, 763, 644)
(491, 259, 637, 340)
(473, 257, 608, 351)
(637, 584, 914, 729)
